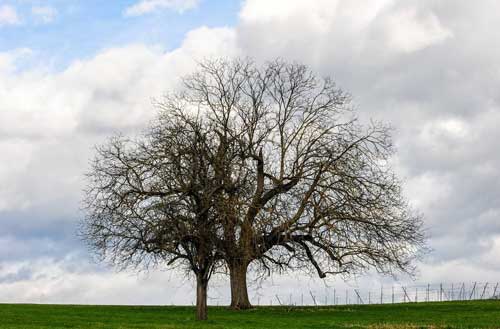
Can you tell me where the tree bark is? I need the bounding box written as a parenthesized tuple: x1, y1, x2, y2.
(196, 274, 208, 320)
(229, 261, 252, 309)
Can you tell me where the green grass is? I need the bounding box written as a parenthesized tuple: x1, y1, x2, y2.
(0, 301, 499, 329)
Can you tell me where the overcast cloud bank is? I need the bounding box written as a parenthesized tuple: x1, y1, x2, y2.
(1, 0, 499, 304)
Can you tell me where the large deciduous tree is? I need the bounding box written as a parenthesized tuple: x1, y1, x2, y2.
(81, 58, 425, 315)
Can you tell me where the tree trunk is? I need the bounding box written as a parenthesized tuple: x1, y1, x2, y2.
(196, 275, 208, 320)
(229, 261, 252, 309)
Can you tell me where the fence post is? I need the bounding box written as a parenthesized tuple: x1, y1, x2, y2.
(492, 283, 499, 299)
(368, 291, 371, 304)
(402, 286, 411, 303)
(301, 293, 303, 306)
(354, 289, 364, 304)
(381, 285, 383, 304)
(480, 282, 488, 299)
(309, 290, 317, 306)
(451, 283, 454, 301)
(333, 289, 336, 305)
(415, 287, 418, 303)
(469, 282, 477, 300)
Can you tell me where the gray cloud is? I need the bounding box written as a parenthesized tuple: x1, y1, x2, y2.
(236, 0, 500, 269)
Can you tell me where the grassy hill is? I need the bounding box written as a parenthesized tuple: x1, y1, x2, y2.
(0, 300, 499, 328)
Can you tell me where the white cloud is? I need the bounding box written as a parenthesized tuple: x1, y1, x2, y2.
(124, 0, 200, 17)
(0, 48, 32, 73)
(240, 0, 336, 23)
(237, 0, 455, 64)
(0, 27, 236, 213)
(0, 5, 20, 26)
(404, 173, 451, 210)
(0, 257, 196, 305)
(31, 6, 58, 24)
(383, 7, 453, 53)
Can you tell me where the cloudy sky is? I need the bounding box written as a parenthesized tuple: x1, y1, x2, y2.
(1, 0, 499, 305)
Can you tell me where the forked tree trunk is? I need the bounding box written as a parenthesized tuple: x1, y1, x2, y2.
(196, 275, 208, 320)
(229, 261, 252, 309)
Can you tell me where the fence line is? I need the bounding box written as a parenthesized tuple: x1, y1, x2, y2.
(206, 281, 500, 306)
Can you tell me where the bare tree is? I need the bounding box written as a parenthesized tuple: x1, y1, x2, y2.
(82, 58, 426, 315)
(81, 115, 225, 320)
(156, 58, 426, 309)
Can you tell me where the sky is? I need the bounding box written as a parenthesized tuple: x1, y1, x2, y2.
(1, 0, 500, 305)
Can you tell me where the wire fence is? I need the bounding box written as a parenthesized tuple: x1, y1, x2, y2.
(268, 282, 500, 306)
(208, 282, 500, 306)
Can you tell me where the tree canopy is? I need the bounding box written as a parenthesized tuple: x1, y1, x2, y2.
(81, 58, 426, 318)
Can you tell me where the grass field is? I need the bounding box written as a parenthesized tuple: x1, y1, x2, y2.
(0, 301, 499, 329)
